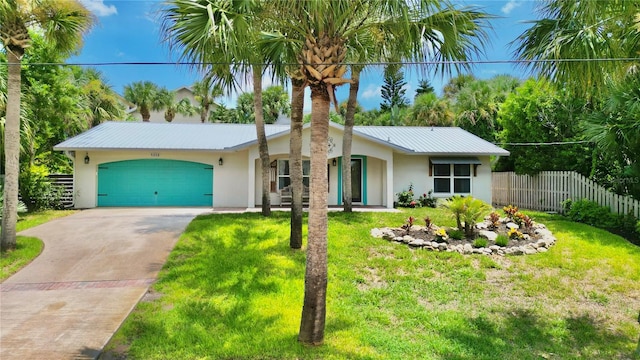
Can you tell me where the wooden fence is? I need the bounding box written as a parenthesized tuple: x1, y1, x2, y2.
(492, 171, 640, 218)
(49, 174, 74, 208)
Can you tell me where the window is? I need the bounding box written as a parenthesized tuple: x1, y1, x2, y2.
(433, 163, 472, 195)
(278, 159, 310, 190)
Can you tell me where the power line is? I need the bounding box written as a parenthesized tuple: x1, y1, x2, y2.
(500, 140, 592, 146)
(1, 57, 639, 67)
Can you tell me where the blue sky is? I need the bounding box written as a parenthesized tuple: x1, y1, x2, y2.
(72, 0, 539, 111)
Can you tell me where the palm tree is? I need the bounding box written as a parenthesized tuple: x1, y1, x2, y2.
(160, 0, 273, 216)
(340, 4, 494, 212)
(73, 67, 126, 127)
(514, 0, 640, 97)
(264, 0, 492, 345)
(123, 81, 171, 122)
(0, 0, 93, 251)
(192, 76, 223, 123)
(410, 93, 454, 126)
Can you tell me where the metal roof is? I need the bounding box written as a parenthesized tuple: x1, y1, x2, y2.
(54, 121, 509, 156)
(353, 126, 509, 156)
(54, 122, 290, 151)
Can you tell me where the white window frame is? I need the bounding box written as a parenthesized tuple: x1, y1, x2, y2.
(432, 163, 472, 196)
(277, 159, 310, 190)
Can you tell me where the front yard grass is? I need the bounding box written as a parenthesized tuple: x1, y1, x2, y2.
(1, 210, 77, 281)
(106, 208, 640, 360)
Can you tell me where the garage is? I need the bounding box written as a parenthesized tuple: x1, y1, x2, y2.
(97, 159, 213, 207)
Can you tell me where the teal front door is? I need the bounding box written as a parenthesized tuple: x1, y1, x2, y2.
(97, 159, 213, 207)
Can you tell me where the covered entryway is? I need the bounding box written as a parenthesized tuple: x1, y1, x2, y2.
(97, 159, 213, 206)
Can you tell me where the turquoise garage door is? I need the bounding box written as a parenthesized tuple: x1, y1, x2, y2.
(97, 159, 213, 207)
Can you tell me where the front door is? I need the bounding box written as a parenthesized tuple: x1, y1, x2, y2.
(351, 158, 362, 203)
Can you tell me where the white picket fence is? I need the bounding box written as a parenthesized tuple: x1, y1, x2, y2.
(492, 171, 640, 218)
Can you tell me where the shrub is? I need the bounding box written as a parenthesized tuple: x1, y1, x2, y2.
(563, 198, 640, 243)
(396, 184, 416, 208)
(447, 228, 464, 240)
(473, 238, 488, 248)
(508, 228, 523, 240)
(495, 234, 509, 247)
(19, 165, 64, 212)
(418, 190, 437, 208)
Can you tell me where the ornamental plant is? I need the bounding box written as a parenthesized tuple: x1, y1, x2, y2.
(441, 196, 491, 237)
(508, 228, 523, 240)
(495, 234, 509, 247)
(503, 205, 519, 218)
(396, 184, 415, 208)
(473, 238, 488, 248)
(435, 228, 448, 242)
(424, 216, 432, 229)
(488, 211, 500, 229)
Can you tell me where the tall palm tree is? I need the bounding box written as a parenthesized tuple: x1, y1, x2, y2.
(160, 0, 273, 216)
(192, 76, 223, 123)
(514, 0, 640, 97)
(262, 0, 492, 344)
(0, 0, 93, 251)
(341, 3, 492, 211)
(124, 81, 171, 122)
(163, 93, 196, 122)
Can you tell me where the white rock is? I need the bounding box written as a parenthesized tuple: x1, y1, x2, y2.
(506, 222, 519, 230)
(463, 244, 473, 254)
(489, 245, 500, 252)
(537, 247, 548, 253)
(478, 230, 498, 241)
(524, 245, 537, 255)
(394, 237, 404, 242)
(409, 239, 425, 247)
(438, 243, 448, 250)
(476, 222, 488, 230)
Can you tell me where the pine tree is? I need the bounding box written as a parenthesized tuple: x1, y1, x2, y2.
(415, 79, 435, 98)
(380, 64, 408, 111)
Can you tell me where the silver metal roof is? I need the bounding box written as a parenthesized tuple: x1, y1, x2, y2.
(353, 126, 509, 156)
(55, 121, 509, 156)
(54, 122, 290, 151)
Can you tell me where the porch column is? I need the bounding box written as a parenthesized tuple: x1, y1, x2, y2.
(386, 158, 394, 209)
(247, 151, 256, 208)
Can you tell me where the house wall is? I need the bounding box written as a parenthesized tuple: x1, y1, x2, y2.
(252, 126, 394, 207)
(72, 149, 248, 208)
(392, 154, 494, 205)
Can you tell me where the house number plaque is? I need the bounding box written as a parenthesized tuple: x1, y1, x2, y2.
(150, 153, 160, 157)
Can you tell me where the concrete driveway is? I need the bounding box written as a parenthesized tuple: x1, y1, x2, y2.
(0, 208, 210, 360)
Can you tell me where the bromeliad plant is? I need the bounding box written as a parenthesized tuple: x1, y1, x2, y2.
(403, 216, 415, 232)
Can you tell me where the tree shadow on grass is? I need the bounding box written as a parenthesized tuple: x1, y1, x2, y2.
(439, 309, 635, 360)
(122, 212, 373, 359)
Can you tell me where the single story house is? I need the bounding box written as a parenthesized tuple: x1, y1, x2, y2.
(54, 121, 509, 209)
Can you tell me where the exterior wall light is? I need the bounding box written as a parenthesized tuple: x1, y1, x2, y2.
(218, 157, 223, 166)
(332, 158, 337, 167)
(84, 153, 90, 164)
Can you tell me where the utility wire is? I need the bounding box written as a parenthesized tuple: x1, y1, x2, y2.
(499, 140, 592, 146)
(1, 57, 640, 67)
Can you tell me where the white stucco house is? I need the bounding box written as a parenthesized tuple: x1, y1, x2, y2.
(54, 121, 509, 209)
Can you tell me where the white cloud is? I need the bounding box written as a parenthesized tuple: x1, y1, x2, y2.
(501, 0, 522, 15)
(361, 85, 382, 100)
(80, 0, 117, 17)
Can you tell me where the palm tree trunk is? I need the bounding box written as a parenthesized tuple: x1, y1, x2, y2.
(1, 51, 22, 251)
(289, 78, 305, 249)
(253, 65, 271, 216)
(299, 83, 329, 345)
(341, 66, 361, 212)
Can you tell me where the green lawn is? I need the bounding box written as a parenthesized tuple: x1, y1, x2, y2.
(1, 210, 77, 281)
(105, 208, 640, 360)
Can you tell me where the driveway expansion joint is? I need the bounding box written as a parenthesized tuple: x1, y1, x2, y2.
(1, 278, 155, 292)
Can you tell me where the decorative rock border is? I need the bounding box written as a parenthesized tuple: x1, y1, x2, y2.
(371, 221, 556, 256)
